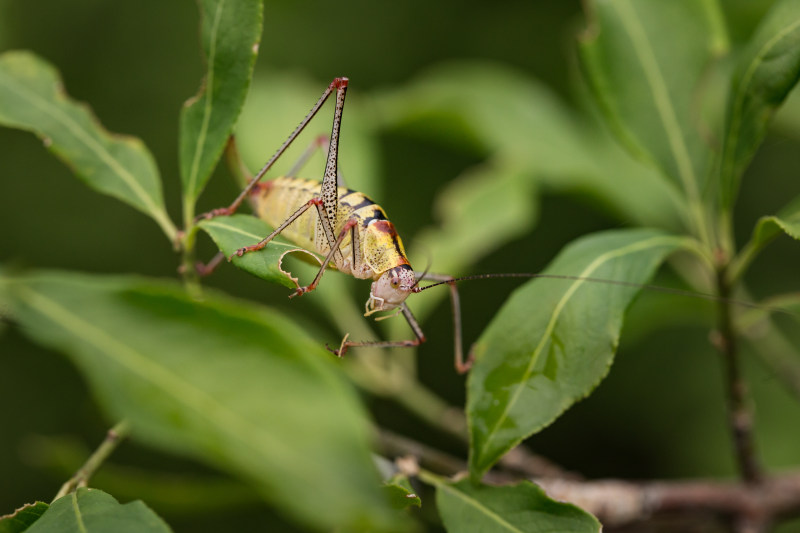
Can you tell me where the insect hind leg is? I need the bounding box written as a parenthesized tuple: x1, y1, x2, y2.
(195, 77, 349, 222)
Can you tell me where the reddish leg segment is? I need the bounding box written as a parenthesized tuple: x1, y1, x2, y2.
(290, 218, 358, 298)
(195, 77, 349, 222)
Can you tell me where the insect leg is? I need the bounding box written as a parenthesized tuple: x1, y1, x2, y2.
(230, 197, 323, 259)
(312, 78, 349, 262)
(415, 272, 471, 374)
(194, 251, 225, 277)
(286, 134, 329, 177)
(291, 218, 358, 298)
(282, 134, 347, 187)
(196, 77, 349, 221)
(331, 302, 426, 356)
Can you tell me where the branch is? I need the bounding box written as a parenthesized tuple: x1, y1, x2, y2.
(377, 429, 576, 482)
(715, 269, 762, 483)
(378, 429, 800, 531)
(535, 472, 800, 531)
(53, 420, 130, 501)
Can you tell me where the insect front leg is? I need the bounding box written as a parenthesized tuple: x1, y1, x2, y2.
(416, 272, 472, 374)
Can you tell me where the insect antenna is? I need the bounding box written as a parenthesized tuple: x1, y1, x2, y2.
(416, 272, 798, 318)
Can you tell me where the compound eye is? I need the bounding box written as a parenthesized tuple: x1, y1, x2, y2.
(390, 277, 400, 289)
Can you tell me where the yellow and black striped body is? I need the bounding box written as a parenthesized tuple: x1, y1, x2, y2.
(251, 176, 410, 280)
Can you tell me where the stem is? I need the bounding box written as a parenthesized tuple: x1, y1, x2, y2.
(179, 217, 203, 299)
(689, 197, 714, 252)
(53, 420, 130, 501)
(716, 268, 762, 484)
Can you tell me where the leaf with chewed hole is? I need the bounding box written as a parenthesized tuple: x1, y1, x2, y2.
(467, 229, 689, 478)
(1, 272, 403, 532)
(198, 214, 321, 289)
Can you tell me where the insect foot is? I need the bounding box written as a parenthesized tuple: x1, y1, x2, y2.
(326, 334, 351, 358)
(289, 285, 314, 299)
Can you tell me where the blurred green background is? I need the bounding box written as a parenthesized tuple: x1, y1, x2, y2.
(1, 1, 799, 531)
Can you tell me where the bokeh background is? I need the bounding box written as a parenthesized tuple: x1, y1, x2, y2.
(1, 1, 799, 531)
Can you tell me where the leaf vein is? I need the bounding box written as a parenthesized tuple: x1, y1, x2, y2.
(480, 235, 682, 461)
(437, 484, 524, 533)
(0, 74, 162, 219)
(615, 0, 699, 203)
(186, 0, 227, 199)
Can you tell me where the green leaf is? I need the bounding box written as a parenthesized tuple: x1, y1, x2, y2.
(0, 51, 176, 241)
(383, 475, 422, 510)
(24, 489, 170, 533)
(732, 194, 800, 281)
(467, 229, 688, 478)
(375, 62, 685, 234)
(720, 0, 800, 209)
(180, 0, 262, 208)
(1, 272, 401, 532)
(0, 502, 49, 533)
(751, 195, 800, 243)
(579, 0, 727, 204)
(424, 475, 600, 533)
(197, 214, 312, 289)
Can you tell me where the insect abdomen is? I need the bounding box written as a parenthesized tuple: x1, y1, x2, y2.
(252, 176, 410, 278)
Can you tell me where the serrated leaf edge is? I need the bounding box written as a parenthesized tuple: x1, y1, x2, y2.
(475, 233, 686, 471)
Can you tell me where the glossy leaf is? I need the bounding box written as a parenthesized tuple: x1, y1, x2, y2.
(1, 272, 400, 532)
(24, 489, 170, 533)
(180, 0, 262, 206)
(0, 502, 49, 533)
(579, 0, 727, 202)
(720, 0, 800, 208)
(197, 214, 315, 289)
(426, 475, 600, 533)
(467, 229, 688, 478)
(0, 51, 176, 240)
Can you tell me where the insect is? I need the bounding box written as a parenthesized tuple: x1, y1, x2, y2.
(197, 77, 471, 372)
(197, 77, 794, 374)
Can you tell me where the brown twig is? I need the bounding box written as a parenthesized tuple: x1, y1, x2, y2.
(535, 472, 800, 531)
(715, 268, 762, 484)
(376, 429, 576, 482)
(378, 428, 800, 531)
(53, 421, 130, 501)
